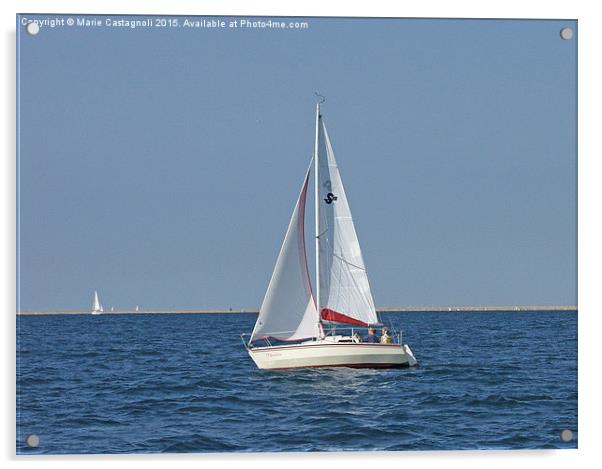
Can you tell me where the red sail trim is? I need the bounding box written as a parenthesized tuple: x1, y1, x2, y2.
(297, 172, 314, 304)
(320, 308, 368, 326)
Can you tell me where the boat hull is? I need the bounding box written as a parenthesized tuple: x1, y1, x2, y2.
(248, 342, 418, 370)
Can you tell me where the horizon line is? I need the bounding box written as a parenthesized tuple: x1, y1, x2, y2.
(17, 305, 578, 315)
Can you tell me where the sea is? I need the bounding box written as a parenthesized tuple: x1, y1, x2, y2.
(16, 310, 577, 454)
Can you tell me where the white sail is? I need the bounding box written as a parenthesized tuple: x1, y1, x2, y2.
(251, 164, 318, 342)
(317, 116, 378, 326)
(92, 291, 103, 313)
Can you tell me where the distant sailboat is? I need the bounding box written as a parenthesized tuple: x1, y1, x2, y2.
(135, 306, 139, 312)
(243, 101, 417, 370)
(91, 291, 103, 315)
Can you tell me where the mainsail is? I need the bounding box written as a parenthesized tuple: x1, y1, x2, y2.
(250, 164, 319, 342)
(316, 115, 378, 326)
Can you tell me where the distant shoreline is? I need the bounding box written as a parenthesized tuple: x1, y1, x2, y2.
(17, 306, 577, 316)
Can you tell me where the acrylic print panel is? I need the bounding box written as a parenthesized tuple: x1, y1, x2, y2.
(16, 14, 577, 454)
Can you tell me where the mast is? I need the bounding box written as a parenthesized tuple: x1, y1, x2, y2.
(314, 100, 322, 337)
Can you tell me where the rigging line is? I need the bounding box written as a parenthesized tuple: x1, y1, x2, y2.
(322, 235, 332, 298)
(331, 230, 356, 317)
(352, 242, 374, 301)
(341, 243, 375, 317)
(332, 252, 367, 272)
(322, 225, 375, 324)
(327, 233, 374, 311)
(327, 230, 345, 316)
(332, 232, 376, 321)
(350, 258, 377, 319)
(320, 231, 337, 311)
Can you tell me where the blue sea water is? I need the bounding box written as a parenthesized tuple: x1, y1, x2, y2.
(16, 311, 577, 454)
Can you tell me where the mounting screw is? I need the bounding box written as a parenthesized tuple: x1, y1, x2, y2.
(26, 22, 40, 35)
(25, 434, 40, 448)
(559, 28, 573, 40)
(560, 429, 573, 442)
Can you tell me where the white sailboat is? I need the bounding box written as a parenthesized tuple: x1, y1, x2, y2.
(91, 291, 103, 315)
(244, 101, 418, 370)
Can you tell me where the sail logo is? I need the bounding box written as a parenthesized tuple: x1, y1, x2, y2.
(324, 192, 338, 204)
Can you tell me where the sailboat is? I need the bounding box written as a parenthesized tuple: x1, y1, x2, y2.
(243, 101, 418, 370)
(91, 291, 103, 315)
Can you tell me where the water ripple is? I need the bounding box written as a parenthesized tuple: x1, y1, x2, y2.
(16, 311, 577, 453)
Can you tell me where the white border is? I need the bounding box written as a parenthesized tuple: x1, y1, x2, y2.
(3, 1, 599, 468)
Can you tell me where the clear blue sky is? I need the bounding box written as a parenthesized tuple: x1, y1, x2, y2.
(17, 16, 577, 310)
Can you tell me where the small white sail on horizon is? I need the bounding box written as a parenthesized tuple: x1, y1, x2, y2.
(92, 291, 103, 314)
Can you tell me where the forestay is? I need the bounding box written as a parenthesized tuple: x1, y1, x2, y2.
(250, 165, 319, 342)
(317, 116, 379, 326)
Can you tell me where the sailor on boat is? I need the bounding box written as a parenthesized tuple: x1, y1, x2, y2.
(363, 327, 379, 343)
(380, 327, 393, 344)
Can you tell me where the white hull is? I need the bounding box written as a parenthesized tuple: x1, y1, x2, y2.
(248, 340, 418, 370)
